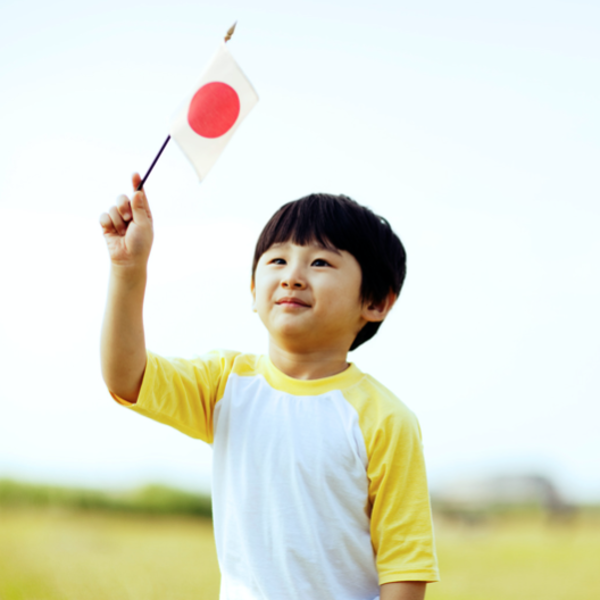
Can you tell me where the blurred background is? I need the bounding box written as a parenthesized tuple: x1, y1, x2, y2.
(1, 0, 599, 598)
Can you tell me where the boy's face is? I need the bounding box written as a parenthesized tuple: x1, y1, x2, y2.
(252, 241, 372, 353)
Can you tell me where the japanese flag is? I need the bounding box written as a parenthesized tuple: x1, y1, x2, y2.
(169, 42, 259, 181)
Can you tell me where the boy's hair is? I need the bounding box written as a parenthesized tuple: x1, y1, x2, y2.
(252, 193, 407, 351)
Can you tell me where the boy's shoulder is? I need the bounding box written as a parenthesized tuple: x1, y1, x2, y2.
(197, 351, 418, 419)
(342, 370, 422, 443)
(175, 350, 420, 433)
(184, 349, 262, 378)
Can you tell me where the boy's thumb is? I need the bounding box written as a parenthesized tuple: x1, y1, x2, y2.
(131, 191, 151, 222)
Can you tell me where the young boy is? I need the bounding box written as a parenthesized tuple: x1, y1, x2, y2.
(100, 173, 439, 600)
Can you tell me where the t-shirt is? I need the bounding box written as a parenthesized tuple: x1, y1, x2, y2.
(112, 350, 439, 599)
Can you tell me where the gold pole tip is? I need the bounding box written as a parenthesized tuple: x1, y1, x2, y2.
(224, 22, 237, 42)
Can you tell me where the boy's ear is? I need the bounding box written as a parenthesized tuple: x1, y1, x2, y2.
(250, 279, 257, 312)
(361, 291, 397, 323)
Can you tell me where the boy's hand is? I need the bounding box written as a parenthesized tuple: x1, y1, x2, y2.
(99, 173, 153, 271)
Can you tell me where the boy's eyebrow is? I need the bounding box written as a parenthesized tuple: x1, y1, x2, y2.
(268, 242, 343, 255)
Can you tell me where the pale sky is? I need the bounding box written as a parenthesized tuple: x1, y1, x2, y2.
(1, 0, 598, 500)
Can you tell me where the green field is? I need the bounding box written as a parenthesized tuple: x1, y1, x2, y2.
(1, 496, 599, 599)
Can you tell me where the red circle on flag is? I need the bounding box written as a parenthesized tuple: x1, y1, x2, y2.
(187, 82, 240, 138)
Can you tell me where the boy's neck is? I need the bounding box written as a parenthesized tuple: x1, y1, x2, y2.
(268, 341, 350, 381)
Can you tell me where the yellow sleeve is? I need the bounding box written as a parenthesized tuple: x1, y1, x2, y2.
(111, 349, 240, 443)
(368, 413, 439, 584)
(345, 382, 439, 584)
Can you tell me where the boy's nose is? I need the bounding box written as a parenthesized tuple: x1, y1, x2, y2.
(281, 272, 306, 289)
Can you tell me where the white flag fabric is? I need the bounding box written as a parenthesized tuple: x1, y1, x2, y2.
(169, 42, 259, 181)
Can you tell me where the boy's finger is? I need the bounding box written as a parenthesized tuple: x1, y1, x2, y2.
(130, 172, 151, 217)
(108, 206, 127, 235)
(99, 212, 117, 233)
(131, 191, 152, 223)
(116, 195, 132, 222)
(132, 172, 142, 191)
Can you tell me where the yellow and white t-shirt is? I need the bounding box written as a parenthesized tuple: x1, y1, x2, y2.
(113, 350, 439, 599)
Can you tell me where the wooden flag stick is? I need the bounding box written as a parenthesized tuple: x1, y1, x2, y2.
(136, 22, 237, 192)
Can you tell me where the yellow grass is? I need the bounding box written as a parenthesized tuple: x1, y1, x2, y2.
(0, 509, 220, 600)
(1, 509, 599, 599)
(427, 513, 600, 600)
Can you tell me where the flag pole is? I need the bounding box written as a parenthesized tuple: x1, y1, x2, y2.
(136, 22, 237, 192)
(136, 135, 170, 191)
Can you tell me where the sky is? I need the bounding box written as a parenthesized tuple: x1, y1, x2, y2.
(0, 0, 598, 501)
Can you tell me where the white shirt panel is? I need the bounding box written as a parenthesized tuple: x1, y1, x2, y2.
(212, 373, 380, 600)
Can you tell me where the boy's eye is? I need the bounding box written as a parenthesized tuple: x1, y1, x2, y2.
(311, 259, 330, 267)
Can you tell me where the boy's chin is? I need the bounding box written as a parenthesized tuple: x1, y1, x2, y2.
(270, 326, 309, 343)
(269, 325, 311, 344)
(267, 316, 309, 335)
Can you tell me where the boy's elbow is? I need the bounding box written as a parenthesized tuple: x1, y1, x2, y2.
(101, 364, 146, 405)
(105, 379, 141, 405)
(99, 323, 147, 405)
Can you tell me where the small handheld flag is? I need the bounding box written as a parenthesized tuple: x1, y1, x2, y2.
(170, 41, 258, 181)
(136, 23, 258, 191)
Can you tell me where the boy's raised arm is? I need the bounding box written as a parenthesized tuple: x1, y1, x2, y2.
(99, 173, 154, 403)
(380, 581, 427, 600)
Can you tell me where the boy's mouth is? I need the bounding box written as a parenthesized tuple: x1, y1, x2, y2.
(276, 296, 311, 307)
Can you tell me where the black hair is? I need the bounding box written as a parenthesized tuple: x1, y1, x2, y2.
(252, 193, 407, 351)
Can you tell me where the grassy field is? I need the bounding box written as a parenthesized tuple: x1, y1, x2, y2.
(1, 506, 599, 599)
(0, 509, 220, 600)
(427, 512, 600, 600)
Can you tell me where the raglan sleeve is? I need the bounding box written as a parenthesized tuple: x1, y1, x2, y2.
(366, 404, 439, 585)
(110, 349, 239, 443)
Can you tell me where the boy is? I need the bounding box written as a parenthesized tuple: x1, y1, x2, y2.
(99, 173, 439, 600)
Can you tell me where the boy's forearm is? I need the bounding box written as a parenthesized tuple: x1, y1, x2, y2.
(100, 265, 148, 402)
(380, 581, 427, 600)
